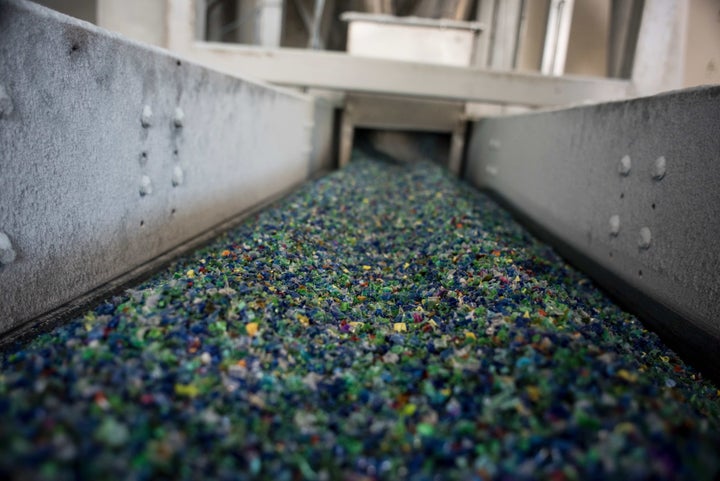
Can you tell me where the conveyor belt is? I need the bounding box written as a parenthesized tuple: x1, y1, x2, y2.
(1, 155, 719, 480)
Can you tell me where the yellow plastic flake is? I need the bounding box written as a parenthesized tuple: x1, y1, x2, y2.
(617, 369, 638, 383)
(464, 331, 476, 340)
(393, 322, 407, 333)
(174, 383, 199, 398)
(523, 311, 530, 319)
(246, 322, 259, 337)
(362, 265, 372, 271)
(402, 403, 417, 416)
(615, 422, 636, 434)
(660, 356, 670, 363)
(342, 268, 350, 274)
(403, 262, 410, 269)
(514, 276, 521, 283)
(428, 319, 438, 329)
(440, 388, 451, 397)
(349, 322, 364, 331)
(297, 314, 310, 327)
(526, 385, 541, 403)
(186, 269, 196, 279)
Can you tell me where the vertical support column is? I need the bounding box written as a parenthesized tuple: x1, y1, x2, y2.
(194, 0, 206, 41)
(487, 0, 525, 70)
(257, 0, 283, 47)
(448, 120, 467, 176)
(308, 0, 326, 49)
(607, 0, 644, 78)
(339, 106, 354, 167)
(166, 0, 195, 52)
(541, 0, 575, 75)
(631, 0, 687, 96)
(473, 0, 495, 67)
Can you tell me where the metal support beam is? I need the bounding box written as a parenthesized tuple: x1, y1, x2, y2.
(465, 85, 720, 380)
(0, 0, 329, 335)
(186, 42, 631, 106)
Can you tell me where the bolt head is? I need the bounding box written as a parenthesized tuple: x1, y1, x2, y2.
(618, 155, 631, 176)
(141, 105, 153, 128)
(174, 107, 185, 128)
(638, 227, 652, 249)
(653, 156, 666, 180)
(0, 232, 17, 265)
(172, 166, 184, 187)
(609, 215, 620, 236)
(139, 175, 153, 196)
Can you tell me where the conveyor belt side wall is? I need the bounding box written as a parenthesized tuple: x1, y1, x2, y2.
(0, 0, 324, 335)
(466, 86, 720, 377)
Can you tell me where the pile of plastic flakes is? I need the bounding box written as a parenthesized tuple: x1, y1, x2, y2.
(1, 154, 719, 481)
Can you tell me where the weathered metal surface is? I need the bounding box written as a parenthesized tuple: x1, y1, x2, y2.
(466, 86, 720, 377)
(0, 0, 320, 335)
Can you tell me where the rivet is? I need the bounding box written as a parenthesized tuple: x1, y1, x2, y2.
(489, 139, 501, 151)
(0, 84, 13, 118)
(141, 105, 152, 128)
(609, 215, 620, 236)
(173, 107, 184, 128)
(652, 156, 666, 180)
(638, 227, 652, 249)
(0, 231, 17, 265)
(139, 175, 153, 196)
(172, 166, 184, 187)
(618, 155, 631, 176)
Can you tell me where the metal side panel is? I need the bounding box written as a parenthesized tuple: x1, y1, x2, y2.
(465, 86, 720, 377)
(0, 0, 316, 335)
